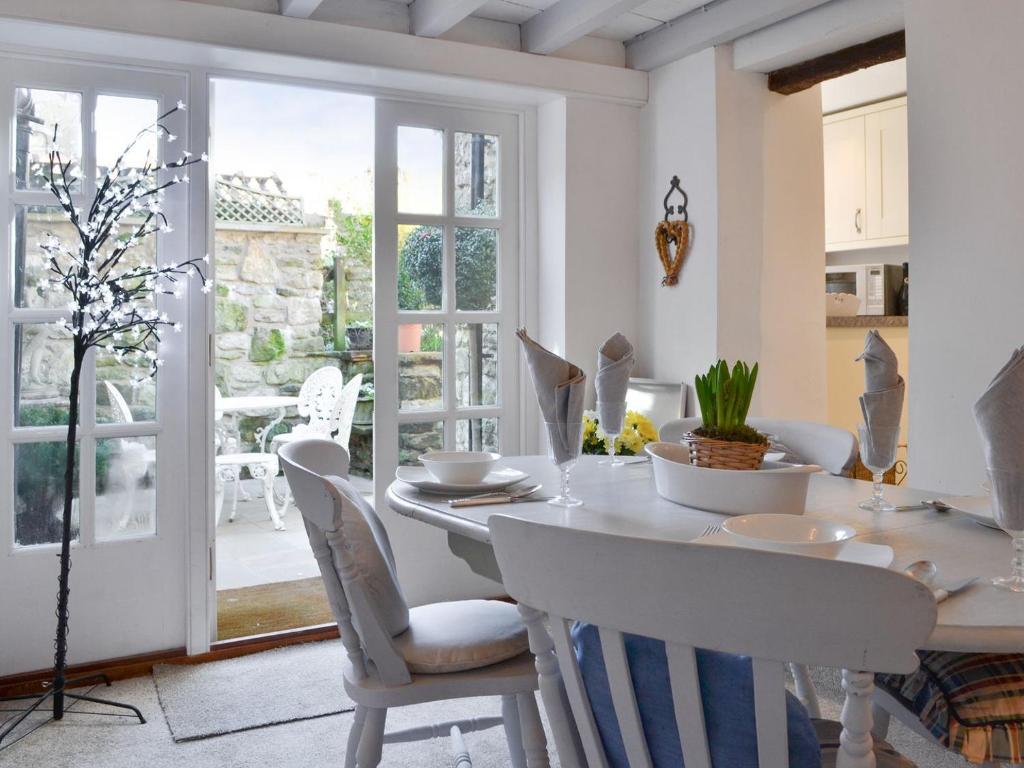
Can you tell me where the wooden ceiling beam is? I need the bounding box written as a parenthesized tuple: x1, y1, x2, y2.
(279, 0, 324, 19)
(522, 0, 646, 55)
(411, 0, 489, 38)
(767, 30, 905, 94)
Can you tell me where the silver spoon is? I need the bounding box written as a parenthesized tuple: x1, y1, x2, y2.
(903, 560, 977, 602)
(447, 484, 543, 506)
(894, 499, 954, 513)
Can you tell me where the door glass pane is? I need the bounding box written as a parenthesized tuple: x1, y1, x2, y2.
(14, 440, 79, 547)
(95, 95, 158, 178)
(456, 417, 498, 453)
(454, 132, 498, 217)
(399, 421, 443, 466)
(398, 224, 442, 311)
(397, 126, 442, 215)
(15, 323, 74, 427)
(456, 323, 498, 407)
(95, 436, 156, 540)
(455, 227, 497, 311)
(15, 87, 82, 191)
(399, 323, 443, 411)
(97, 344, 157, 424)
(13, 205, 73, 309)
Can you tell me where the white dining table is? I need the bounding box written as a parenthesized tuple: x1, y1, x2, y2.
(387, 454, 1024, 654)
(217, 395, 300, 453)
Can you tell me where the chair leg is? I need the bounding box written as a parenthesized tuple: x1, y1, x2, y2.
(790, 663, 822, 718)
(871, 702, 892, 740)
(355, 707, 387, 768)
(450, 725, 473, 768)
(516, 692, 550, 768)
(345, 705, 367, 768)
(502, 695, 527, 768)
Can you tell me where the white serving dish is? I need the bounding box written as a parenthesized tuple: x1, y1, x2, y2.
(645, 441, 820, 516)
(395, 466, 529, 495)
(722, 514, 856, 558)
(417, 451, 501, 485)
(825, 292, 860, 317)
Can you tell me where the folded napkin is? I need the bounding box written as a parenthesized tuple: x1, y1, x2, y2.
(974, 347, 1024, 473)
(517, 328, 587, 466)
(595, 333, 635, 434)
(857, 331, 904, 468)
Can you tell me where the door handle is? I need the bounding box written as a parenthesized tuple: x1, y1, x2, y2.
(855, 208, 863, 234)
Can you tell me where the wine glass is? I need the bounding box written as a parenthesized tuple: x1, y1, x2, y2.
(857, 423, 899, 512)
(986, 467, 1024, 592)
(597, 401, 626, 467)
(545, 421, 584, 507)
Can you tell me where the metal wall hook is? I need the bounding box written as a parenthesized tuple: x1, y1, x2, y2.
(662, 175, 688, 223)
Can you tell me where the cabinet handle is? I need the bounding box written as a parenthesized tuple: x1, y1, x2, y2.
(855, 208, 863, 234)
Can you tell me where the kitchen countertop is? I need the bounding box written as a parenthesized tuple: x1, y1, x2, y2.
(827, 315, 908, 328)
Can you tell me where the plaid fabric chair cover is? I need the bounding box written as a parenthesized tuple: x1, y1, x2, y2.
(877, 651, 1024, 764)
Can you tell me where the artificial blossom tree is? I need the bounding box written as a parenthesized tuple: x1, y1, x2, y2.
(0, 101, 209, 743)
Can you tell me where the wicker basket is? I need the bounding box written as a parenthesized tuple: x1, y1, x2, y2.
(682, 431, 769, 471)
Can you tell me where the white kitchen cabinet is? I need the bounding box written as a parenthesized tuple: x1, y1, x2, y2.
(823, 97, 908, 251)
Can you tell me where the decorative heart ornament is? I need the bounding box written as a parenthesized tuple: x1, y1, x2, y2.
(655, 219, 690, 286)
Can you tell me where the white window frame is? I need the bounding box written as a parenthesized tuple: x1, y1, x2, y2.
(373, 99, 521, 501)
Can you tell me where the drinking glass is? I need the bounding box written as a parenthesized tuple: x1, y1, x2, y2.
(857, 423, 899, 512)
(986, 467, 1024, 592)
(545, 421, 584, 507)
(597, 401, 626, 467)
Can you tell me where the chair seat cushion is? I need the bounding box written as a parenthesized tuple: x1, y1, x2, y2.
(393, 600, 529, 674)
(813, 719, 915, 767)
(572, 623, 823, 767)
(876, 651, 1024, 764)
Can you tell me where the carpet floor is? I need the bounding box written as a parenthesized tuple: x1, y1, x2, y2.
(0, 644, 973, 767)
(216, 577, 334, 640)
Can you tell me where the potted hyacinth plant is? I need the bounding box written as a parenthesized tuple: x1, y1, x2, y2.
(685, 360, 768, 470)
(0, 101, 208, 743)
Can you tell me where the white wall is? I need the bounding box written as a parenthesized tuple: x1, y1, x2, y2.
(905, 0, 1024, 493)
(821, 57, 906, 114)
(760, 85, 828, 421)
(635, 48, 720, 389)
(635, 46, 826, 421)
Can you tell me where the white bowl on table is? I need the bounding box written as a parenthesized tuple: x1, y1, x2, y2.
(722, 514, 856, 558)
(645, 441, 820, 516)
(418, 451, 500, 485)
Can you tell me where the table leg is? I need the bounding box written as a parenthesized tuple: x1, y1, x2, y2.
(838, 669, 876, 768)
(249, 461, 285, 531)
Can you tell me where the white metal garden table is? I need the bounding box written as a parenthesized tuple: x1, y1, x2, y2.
(387, 454, 1024, 654)
(217, 395, 300, 453)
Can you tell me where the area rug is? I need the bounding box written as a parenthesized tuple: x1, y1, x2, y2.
(153, 640, 355, 742)
(216, 577, 334, 640)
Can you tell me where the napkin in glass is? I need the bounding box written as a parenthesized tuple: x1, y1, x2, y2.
(516, 328, 586, 465)
(974, 347, 1024, 532)
(595, 333, 635, 433)
(857, 330, 904, 468)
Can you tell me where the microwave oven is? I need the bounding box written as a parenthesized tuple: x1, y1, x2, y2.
(825, 264, 902, 316)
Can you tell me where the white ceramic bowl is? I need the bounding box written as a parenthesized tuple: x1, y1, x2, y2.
(418, 451, 500, 485)
(825, 292, 860, 317)
(722, 514, 856, 558)
(645, 442, 820, 516)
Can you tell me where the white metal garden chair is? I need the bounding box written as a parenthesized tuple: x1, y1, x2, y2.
(278, 439, 548, 768)
(489, 515, 936, 768)
(103, 381, 157, 530)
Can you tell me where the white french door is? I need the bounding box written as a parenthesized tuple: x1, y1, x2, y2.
(373, 100, 520, 602)
(0, 57, 192, 674)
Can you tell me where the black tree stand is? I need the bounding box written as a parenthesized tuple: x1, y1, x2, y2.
(0, 343, 145, 748)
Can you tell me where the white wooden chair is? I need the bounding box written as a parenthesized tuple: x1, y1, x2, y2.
(489, 515, 937, 768)
(278, 438, 548, 768)
(625, 378, 687, 431)
(659, 416, 857, 476)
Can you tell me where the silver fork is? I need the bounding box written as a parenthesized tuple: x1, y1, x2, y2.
(699, 523, 723, 538)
